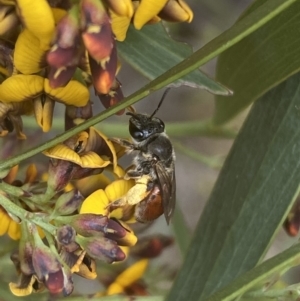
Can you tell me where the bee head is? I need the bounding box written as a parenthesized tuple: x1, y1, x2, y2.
(126, 88, 170, 142)
(126, 112, 165, 142)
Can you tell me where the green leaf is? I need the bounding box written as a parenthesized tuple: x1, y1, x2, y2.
(118, 24, 231, 96)
(172, 204, 191, 256)
(204, 242, 300, 301)
(165, 72, 300, 301)
(0, 0, 295, 169)
(214, 0, 300, 124)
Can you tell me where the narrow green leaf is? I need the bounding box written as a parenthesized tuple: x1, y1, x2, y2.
(166, 72, 300, 301)
(118, 24, 231, 96)
(0, 0, 295, 169)
(204, 242, 300, 301)
(172, 204, 191, 256)
(214, 0, 300, 124)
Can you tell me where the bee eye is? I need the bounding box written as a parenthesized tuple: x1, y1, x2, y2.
(133, 131, 144, 139)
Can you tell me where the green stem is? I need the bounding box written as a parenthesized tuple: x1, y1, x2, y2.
(97, 120, 236, 139)
(0, 194, 56, 234)
(243, 284, 300, 299)
(55, 296, 163, 301)
(23, 117, 237, 139)
(0, 182, 31, 198)
(203, 242, 300, 301)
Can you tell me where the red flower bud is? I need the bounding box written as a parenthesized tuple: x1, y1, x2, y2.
(81, 0, 113, 61)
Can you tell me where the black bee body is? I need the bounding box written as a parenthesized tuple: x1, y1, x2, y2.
(111, 90, 176, 224)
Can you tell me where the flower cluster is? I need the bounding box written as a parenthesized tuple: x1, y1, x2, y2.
(0, 126, 173, 296)
(0, 0, 193, 138)
(0, 0, 192, 297)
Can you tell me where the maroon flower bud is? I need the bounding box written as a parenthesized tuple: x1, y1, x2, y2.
(105, 219, 137, 247)
(19, 222, 35, 275)
(47, 158, 103, 192)
(89, 41, 117, 94)
(47, 158, 76, 192)
(98, 78, 125, 115)
(47, 5, 83, 88)
(76, 236, 125, 263)
(60, 214, 109, 237)
(284, 196, 300, 236)
(81, 0, 113, 62)
(54, 190, 83, 216)
(32, 246, 64, 295)
(131, 235, 174, 258)
(48, 65, 78, 88)
(65, 101, 93, 130)
(57, 226, 75, 245)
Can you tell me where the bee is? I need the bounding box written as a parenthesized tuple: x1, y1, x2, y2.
(110, 89, 176, 224)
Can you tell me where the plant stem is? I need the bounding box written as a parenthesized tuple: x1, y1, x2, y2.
(23, 117, 237, 139)
(243, 284, 300, 299)
(0, 194, 56, 234)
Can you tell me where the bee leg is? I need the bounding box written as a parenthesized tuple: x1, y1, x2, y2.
(124, 170, 143, 180)
(110, 138, 136, 150)
(108, 176, 150, 209)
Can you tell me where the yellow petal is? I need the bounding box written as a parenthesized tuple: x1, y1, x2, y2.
(112, 220, 137, 246)
(0, 208, 10, 235)
(75, 173, 111, 197)
(106, 0, 134, 18)
(80, 151, 111, 168)
(90, 128, 118, 170)
(133, 0, 168, 29)
(9, 277, 35, 296)
(3, 165, 19, 184)
(33, 95, 54, 132)
(159, 0, 193, 23)
(7, 220, 21, 240)
(0, 10, 18, 35)
(76, 257, 97, 279)
(106, 282, 124, 295)
(51, 7, 67, 24)
(44, 79, 89, 106)
(16, 0, 55, 50)
(80, 189, 110, 215)
(0, 75, 44, 102)
(14, 29, 46, 74)
(110, 9, 131, 41)
(115, 259, 148, 288)
(113, 165, 126, 178)
(24, 164, 37, 183)
(0, 65, 9, 77)
(105, 179, 135, 202)
(43, 144, 82, 165)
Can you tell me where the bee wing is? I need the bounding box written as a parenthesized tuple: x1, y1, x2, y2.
(155, 162, 176, 224)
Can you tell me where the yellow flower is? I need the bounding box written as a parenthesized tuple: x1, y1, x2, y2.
(0, 74, 89, 132)
(133, 0, 169, 30)
(105, 0, 134, 18)
(44, 128, 120, 191)
(0, 101, 33, 139)
(14, 29, 46, 74)
(110, 0, 193, 40)
(16, 0, 55, 50)
(106, 259, 149, 295)
(159, 0, 193, 23)
(80, 178, 136, 223)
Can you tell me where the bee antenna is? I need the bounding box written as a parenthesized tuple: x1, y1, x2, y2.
(150, 88, 171, 119)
